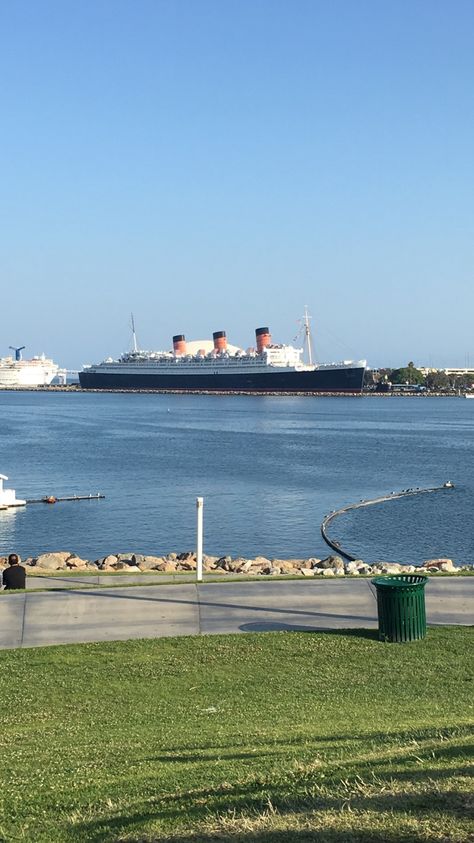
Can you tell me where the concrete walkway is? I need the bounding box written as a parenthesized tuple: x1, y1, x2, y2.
(0, 577, 472, 649)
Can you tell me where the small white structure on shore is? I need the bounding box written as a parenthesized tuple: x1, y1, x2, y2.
(0, 474, 26, 508)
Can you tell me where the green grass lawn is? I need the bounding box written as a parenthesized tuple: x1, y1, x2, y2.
(0, 628, 472, 842)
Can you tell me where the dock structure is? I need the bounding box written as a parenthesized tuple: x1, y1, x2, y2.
(25, 494, 105, 505)
(0, 474, 26, 509)
(321, 483, 455, 561)
(0, 473, 105, 509)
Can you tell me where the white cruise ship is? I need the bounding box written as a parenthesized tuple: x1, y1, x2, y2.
(0, 346, 59, 387)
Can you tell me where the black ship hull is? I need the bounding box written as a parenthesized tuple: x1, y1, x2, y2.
(79, 366, 365, 393)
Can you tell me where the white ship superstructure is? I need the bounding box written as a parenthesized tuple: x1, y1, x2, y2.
(89, 345, 364, 376)
(0, 347, 59, 387)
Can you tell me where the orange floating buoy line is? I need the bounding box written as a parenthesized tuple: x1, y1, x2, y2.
(24, 493, 106, 505)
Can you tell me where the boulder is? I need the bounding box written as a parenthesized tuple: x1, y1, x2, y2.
(22, 557, 36, 567)
(322, 568, 335, 577)
(203, 555, 218, 568)
(66, 555, 88, 568)
(439, 561, 457, 572)
(154, 560, 178, 572)
(232, 557, 248, 570)
(314, 558, 329, 569)
(279, 560, 298, 573)
(236, 559, 253, 573)
(345, 561, 359, 574)
(36, 552, 71, 570)
(424, 558, 455, 571)
(177, 558, 197, 570)
(248, 564, 265, 575)
(284, 559, 306, 569)
(308, 558, 322, 568)
(117, 553, 134, 564)
(317, 555, 344, 570)
(300, 568, 315, 577)
(253, 556, 272, 567)
(99, 555, 119, 570)
(215, 556, 233, 572)
(131, 554, 145, 567)
(138, 556, 166, 570)
(177, 551, 195, 562)
(380, 564, 403, 575)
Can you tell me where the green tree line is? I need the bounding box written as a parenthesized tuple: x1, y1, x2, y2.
(372, 363, 474, 391)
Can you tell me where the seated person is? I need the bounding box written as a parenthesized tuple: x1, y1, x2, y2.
(2, 553, 26, 590)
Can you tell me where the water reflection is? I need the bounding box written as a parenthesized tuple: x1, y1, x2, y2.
(0, 507, 24, 555)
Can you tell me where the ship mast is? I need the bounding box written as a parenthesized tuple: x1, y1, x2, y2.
(303, 305, 314, 365)
(130, 313, 138, 352)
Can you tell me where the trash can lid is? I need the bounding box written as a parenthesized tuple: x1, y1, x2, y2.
(372, 574, 428, 588)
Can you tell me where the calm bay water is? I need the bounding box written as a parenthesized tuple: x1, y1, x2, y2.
(0, 392, 472, 566)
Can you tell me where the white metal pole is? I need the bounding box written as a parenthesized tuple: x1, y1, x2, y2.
(196, 497, 203, 582)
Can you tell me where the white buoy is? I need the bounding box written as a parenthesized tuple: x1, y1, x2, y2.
(0, 474, 26, 508)
(196, 497, 203, 582)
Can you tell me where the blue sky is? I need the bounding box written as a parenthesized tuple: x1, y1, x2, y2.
(1, 0, 473, 369)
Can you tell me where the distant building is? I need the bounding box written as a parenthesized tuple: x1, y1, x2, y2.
(419, 367, 474, 376)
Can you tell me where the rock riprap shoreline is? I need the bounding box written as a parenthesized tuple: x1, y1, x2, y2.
(0, 552, 470, 576)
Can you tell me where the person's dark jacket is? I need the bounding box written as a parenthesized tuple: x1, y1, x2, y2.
(3, 565, 26, 590)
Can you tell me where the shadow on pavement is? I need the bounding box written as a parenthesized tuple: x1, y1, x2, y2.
(47, 587, 376, 624)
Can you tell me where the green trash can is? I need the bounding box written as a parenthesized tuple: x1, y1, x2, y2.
(371, 574, 428, 642)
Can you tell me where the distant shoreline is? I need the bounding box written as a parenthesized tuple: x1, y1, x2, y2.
(0, 386, 470, 397)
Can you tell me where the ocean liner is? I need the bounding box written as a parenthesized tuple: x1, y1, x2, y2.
(0, 346, 59, 387)
(79, 312, 366, 393)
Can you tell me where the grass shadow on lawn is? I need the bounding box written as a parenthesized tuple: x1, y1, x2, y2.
(141, 727, 474, 779)
(73, 726, 473, 843)
(239, 623, 379, 639)
(74, 786, 473, 843)
(117, 831, 468, 843)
